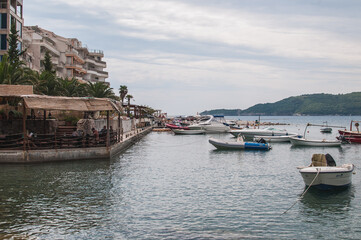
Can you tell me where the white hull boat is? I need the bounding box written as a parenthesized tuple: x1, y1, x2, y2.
(253, 134, 301, 143)
(230, 127, 297, 139)
(188, 115, 230, 133)
(172, 129, 205, 135)
(298, 154, 354, 190)
(290, 137, 342, 147)
(209, 137, 271, 150)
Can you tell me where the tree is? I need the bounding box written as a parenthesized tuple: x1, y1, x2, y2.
(58, 77, 87, 97)
(119, 85, 128, 105)
(126, 94, 134, 117)
(42, 50, 55, 73)
(7, 23, 25, 66)
(86, 82, 116, 99)
(0, 54, 31, 85)
(32, 71, 60, 96)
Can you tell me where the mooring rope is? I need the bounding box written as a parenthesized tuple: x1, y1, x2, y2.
(282, 168, 321, 215)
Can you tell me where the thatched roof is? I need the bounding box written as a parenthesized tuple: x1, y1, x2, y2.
(23, 95, 119, 112)
(0, 85, 33, 96)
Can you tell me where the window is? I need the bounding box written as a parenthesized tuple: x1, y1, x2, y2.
(0, 34, 7, 50)
(16, 3, 22, 18)
(16, 20, 21, 37)
(0, 13, 6, 29)
(16, 41, 21, 52)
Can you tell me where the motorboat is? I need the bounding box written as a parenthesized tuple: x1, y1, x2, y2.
(172, 129, 205, 135)
(188, 115, 230, 133)
(253, 134, 302, 143)
(298, 153, 354, 190)
(229, 127, 297, 140)
(166, 123, 190, 130)
(209, 135, 271, 150)
(289, 137, 342, 147)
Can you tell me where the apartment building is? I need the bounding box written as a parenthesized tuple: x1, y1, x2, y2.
(23, 26, 109, 84)
(0, 0, 23, 59)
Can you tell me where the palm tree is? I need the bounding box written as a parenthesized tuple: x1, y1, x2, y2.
(119, 85, 128, 105)
(86, 82, 116, 99)
(126, 94, 134, 117)
(58, 77, 87, 97)
(32, 71, 60, 96)
(0, 54, 31, 85)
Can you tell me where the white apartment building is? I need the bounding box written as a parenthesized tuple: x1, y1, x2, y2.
(23, 26, 109, 83)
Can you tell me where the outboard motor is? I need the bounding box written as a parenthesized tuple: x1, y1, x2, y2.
(325, 153, 336, 167)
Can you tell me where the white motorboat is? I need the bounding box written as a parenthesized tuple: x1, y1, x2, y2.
(253, 134, 302, 143)
(188, 115, 230, 133)
(298, 154, 354, 190)
(320, 121, 332, 133)
(172, 129, 205, 135)
(209, 136, 271, 150)
(230, 127, 297, 139)
(289, 137, 342, 147)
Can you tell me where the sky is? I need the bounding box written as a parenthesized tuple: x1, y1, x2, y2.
(24, 0, 361, 116)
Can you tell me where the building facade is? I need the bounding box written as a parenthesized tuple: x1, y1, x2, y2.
(0, 0, 23, 59)
(23, 26, 109, 84)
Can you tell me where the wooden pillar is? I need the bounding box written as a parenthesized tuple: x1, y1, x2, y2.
(118, 112, 121, 142)
(43, 110, 46, 134)
(22, 100, 27, 151)
(106, 111, 110, 147)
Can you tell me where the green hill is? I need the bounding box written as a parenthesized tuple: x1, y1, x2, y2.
(200, 92, 361, 116)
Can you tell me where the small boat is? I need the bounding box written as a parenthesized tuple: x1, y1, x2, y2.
(338, 120, 361, 137)
(290, 123, 343, 147)
(209, 136, 271, 150)
(166, 123, 189, 130)
(320, 121, 332, 133)
(253, 134, 302, 143)
(298, 153, 354, 190)
(172, 129, 205, 135)
(289, 137, 342, 147)
(229, 127, 297, 140)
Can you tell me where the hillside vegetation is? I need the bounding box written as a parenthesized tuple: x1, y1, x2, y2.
(201, 92, 361, 116)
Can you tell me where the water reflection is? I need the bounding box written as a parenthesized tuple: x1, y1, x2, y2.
(0, 160, 113, 238)
(300, 185, 355, 213)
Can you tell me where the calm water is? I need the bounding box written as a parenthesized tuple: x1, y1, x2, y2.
(1, 116, 361, 239)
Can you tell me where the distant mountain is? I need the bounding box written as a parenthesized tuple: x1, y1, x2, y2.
(200, 92, 361, 116)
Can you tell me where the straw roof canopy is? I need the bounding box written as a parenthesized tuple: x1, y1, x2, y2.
(23, 95, 119, 112)
(0, 85, 33, 96)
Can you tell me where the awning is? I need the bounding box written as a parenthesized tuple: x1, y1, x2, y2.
(23, 95, 119, 112)
(0, 85, 33, 96)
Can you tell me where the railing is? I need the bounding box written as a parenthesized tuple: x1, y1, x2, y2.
(0, 132, 118, 151)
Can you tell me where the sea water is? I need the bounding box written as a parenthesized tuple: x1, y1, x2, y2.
(0, 116, 361, 239)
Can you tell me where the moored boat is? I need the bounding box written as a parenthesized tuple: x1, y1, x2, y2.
(172, 129, 205, 135)
(289, 137, 342, 147)
(253, 134, 302, 143)
(209, 136, 271, 150)
(188, 115, 230, 133)
(230, 127, 297, 140)
(166, 123, 190, 130)
(298, 154, 354, 190)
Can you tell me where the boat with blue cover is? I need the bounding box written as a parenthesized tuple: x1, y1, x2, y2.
(208, 136, 271, 150)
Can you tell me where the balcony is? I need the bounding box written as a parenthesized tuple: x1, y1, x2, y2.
(85, 57, 106, 68)
(66, 53, 85, 64)
(65, 63, 87, 74)
(37, 39, 60, 57)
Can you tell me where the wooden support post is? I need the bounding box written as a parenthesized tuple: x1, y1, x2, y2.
(43, 110, 46, 134)
(22, 100, 27, 151)
(106, 111, 110, 147)
(118, 113, 121, 142)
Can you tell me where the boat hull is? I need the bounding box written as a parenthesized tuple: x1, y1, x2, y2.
(166, 124, 189, 130)
(299, 165, 354, 190)
(230, 128, 297, 140)
(290, 137, 341, 147)
(209, 138, 271, 150)
(253, 135, 301, 143)
(172, 129, 205, 135)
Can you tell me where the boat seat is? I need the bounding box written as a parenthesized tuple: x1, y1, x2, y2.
(311, 154, 327, 167)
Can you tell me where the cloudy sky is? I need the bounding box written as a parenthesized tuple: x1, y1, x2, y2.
(25, 0, 361, 115)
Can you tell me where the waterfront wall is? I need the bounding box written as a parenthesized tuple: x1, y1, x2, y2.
(0, 127, 152, 164)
